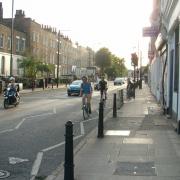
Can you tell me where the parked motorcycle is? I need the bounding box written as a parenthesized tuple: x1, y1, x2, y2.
(3, 87, 20, 109)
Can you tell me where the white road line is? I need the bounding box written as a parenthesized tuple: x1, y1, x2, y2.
(0, 108, 56, 134)
(26, 112, 54, 119)
(42, 141, 65, 152)
(30, 152, 43, 178)
(15, 118, 26, 130)
(0, 129, 14, 134)
(83, 117, 98, 123)
(80, 122, 85, 135)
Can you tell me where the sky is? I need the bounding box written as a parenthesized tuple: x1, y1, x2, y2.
(1, 0, 152, 69)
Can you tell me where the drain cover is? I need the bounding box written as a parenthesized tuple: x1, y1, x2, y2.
(114, 162, 157, 176)
(0, 170, 10, 178)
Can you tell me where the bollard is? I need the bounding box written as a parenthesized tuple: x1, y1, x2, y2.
(121, 89, 124, 105)
(113, 93, 117, 118)
(97, 102, 104, 138)
(117, 90, 121, 110)
(133, 85, 136, 99)
(177, 120, 180, 135)
(64, 121, 74, 180)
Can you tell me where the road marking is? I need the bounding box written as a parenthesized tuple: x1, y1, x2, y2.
(0, 129, 14, 134)
(82, 117, 97, 123)
(80, 122, 85, 135)
(0, 108, 56, 134)
(9, 157, 29, 164)
(15, 118, 26, 130)
(42, 141, 65, 152)
(30, 152, 43, 179)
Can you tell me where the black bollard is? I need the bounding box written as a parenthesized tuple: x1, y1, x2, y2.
(113, 93, 117, 118)
(177, 120, 180, 135)
(97, 102, 104, 138)
(64, 121, 74, 180)
(121, 89, 124, 105)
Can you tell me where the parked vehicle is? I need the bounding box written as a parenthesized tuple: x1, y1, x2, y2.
(3, 87, 20, 109)
(67, 80, 83, 96)
(114, 77, 125, 85)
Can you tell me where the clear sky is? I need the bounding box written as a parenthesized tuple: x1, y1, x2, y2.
(1, 0, 152, 69)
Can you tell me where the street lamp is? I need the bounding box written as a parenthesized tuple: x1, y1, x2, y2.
(56, 30, 60, 88)
(10, 0, 14, 76)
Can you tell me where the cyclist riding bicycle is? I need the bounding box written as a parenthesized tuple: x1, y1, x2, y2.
(99, 76, 107, 100)
(80, 76, 93, 114)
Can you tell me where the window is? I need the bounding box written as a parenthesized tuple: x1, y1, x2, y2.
(0, 33, 4, 48)
(174, 26, 179, 92)
(7, 36, 11, 50)
(20, 38, 26, 51)
(1, 56, 5, 75)
(16, 36, 20, 52)
(32, 32, 36, 42)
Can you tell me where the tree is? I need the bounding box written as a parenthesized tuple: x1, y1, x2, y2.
(19, 56, 41, 79)
(95, 48, 111, 75)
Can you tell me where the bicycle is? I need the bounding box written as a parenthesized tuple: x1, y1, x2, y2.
(82, 95, 91, 120)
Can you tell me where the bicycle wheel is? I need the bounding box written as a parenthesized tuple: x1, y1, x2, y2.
(83, 105, 89, 120)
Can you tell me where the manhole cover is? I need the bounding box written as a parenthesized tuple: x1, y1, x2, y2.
(0, 170, 10, 178)
(114, 162, 157, 176)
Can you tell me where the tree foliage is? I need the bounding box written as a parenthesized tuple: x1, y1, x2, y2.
(19, 56, 55, 79)
(95, 48, 111, 74)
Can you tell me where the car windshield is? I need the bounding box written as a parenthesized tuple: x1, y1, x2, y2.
(71, 80, 82, 85)
(115, 78, 123, 81)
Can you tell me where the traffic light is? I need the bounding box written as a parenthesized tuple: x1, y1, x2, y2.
(131, 53, 138, 66)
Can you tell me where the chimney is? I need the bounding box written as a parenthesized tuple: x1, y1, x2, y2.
(0, 2, 3, 22)
(15, 10, 25, 18)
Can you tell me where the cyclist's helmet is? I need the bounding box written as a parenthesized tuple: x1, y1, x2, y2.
(9, 77, 15, 82)
(82, 76, 87, 80)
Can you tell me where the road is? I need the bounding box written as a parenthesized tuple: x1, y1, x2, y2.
(0, 83, 126, 180)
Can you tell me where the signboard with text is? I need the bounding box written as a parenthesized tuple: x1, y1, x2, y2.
(142, 26, 159, 37)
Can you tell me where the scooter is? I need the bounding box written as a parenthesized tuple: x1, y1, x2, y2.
(3, 87, 20, 109)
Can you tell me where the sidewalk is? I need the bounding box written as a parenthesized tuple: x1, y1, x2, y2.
(49, 83, 180, 180)
(20, 84, 66, 94)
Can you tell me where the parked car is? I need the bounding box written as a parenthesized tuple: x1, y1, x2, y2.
(114, 77, 124, 85)
(67, 80, 82, 96)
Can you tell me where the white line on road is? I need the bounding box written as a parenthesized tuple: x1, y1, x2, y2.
(0, 108, 56, 134)
(0, 129, 14, 134)
(30, 152, 43, 179)
(82, 117, 98, 123)
(42, 141, 65, 152)
(15, 118, 26, 130)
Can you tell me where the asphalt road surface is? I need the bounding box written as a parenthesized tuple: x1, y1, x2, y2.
(0, 83, 126, 180)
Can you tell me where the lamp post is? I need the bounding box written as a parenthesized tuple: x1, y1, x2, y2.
(56, 30, 60, 88)
(10, 0, 14, 76)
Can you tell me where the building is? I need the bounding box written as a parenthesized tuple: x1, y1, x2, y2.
(148, 0, 180, 132)
(0, 2, 95, 81)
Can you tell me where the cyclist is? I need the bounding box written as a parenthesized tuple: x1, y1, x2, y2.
(99, 76, 108, 100)
(80, 76, 93, 114)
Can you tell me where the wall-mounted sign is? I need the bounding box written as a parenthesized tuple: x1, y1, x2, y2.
(142, 26, 159, 37)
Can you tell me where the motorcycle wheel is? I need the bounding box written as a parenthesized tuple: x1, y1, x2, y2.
(15, 96, 20, 107)
(4, 99, 9, 109)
